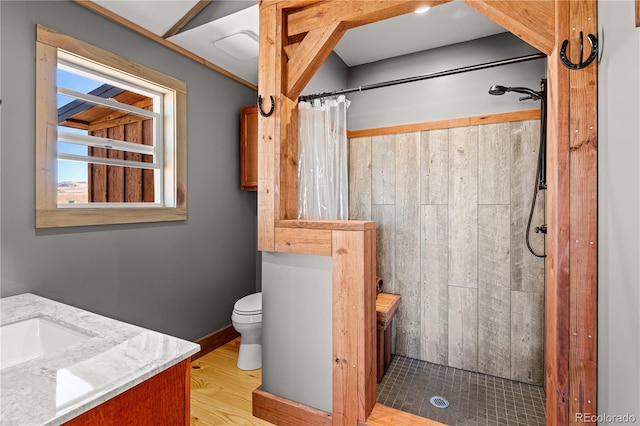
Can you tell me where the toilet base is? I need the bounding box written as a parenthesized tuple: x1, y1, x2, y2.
(237, 343, 261, 370)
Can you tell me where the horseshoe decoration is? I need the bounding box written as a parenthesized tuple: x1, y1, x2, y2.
(560, 32, 598, 70)
(257, 94, 275, 117)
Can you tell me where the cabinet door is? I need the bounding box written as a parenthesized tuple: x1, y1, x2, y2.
(240, 105, 258, 191)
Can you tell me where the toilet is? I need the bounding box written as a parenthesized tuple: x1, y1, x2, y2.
(231, 292, 262, 370)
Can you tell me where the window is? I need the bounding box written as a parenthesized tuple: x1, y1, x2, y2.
(56, 57, 163, 205)
(36, 25, 187, 228)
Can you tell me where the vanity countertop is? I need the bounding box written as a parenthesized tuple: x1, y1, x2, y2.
(0, 293, 199, 426)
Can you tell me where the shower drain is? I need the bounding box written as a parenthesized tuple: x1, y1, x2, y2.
(429, 396, 450, 409)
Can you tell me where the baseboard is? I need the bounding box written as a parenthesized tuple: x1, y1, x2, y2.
(191, 324, 239, 361)
(252, 387, 332, 426)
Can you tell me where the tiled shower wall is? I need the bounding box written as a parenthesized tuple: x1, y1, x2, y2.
(349, 119, 545, 385)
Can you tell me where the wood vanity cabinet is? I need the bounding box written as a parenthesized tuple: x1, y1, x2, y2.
(63, 359, 191, 425)
(240, 105, 258, 191)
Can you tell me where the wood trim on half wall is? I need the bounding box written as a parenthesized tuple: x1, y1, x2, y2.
(253, 387, 333, 426)
(347, 109, 541, 139)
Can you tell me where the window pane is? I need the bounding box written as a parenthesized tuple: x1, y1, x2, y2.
(57, 67, 156, 139)
(57, 142, 88, 156)
(57, 68, 102, 101)
(58, 124, 156, 158)
(57, 142, 153, 165)
(55, 58, 159, 206)
(58, 98, 155, 137)
(57, 160, 88, 204)
(57, 64, 156, 104)
(57, 159, 156, 204)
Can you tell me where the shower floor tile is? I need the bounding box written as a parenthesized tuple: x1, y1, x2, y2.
(376, 355, 546, 426)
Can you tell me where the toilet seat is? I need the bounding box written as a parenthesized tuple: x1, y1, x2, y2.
(232, 292, 262, 324)
(231, 292, 262, 370)
(233, 292, 262, 315)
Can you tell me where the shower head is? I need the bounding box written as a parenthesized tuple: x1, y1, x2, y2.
(488, 85, 508, 96)
(488, 84, 543, 101)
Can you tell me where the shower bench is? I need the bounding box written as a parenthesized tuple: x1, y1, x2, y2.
(376, 292, 401, 382)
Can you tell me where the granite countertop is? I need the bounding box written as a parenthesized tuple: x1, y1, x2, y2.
(0, 293, 200, 426)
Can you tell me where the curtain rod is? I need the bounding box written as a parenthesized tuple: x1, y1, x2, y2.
(298, 53, 546, 103)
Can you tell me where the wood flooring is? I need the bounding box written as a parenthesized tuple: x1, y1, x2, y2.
(191, 338, 443, 426)
(190, 338, 274, 426)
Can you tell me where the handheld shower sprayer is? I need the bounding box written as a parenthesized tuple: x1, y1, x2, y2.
(488, 80, 548, 258)
(488, 85, 544, 101)
(488, 85, 508, 96)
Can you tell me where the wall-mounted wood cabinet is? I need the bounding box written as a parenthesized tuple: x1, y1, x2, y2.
(240, 105, 258, 191)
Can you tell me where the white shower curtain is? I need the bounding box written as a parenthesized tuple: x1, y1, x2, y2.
(297, 95, 349, 220)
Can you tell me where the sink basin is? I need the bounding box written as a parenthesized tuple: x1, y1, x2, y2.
(0, 317, 92, 369)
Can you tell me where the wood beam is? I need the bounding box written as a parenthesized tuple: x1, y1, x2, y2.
(544, 0, 598, 423)
(277, 95, 300, 221)
(331, 228, 376, 425)
(286, 1, 450, 38)
(275, 227, 332, 256)
(567, 0, 598, 423)
(282, 1, 452, 103)
(462, 0, 555, 55)
(261, 0, 323, 9)
(285, 22, 346, 99)
(75, 1, 256, 90)
(162, 0, 212, 39)
(257, 3, 280, 251)
(545, 1, 571, 421)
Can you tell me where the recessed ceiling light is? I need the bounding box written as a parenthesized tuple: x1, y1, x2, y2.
(214, 31, 259, 60)
(414, 6, 431, 14)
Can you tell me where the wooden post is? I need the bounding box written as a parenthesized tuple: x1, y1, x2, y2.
(545, 1, 572, 422)
(332, 228, 376, 425)
(567, 0, 598, 423)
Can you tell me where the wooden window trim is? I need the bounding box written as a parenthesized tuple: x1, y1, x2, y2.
(35, 25, 187, 228)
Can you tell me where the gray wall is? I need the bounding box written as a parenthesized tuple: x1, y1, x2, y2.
(598, 0, 640, 422)
(349, 120, 545, 385)
(302, 51, 349, 98)
(346, 32, 545, 130)
(0, 1, 259, 342)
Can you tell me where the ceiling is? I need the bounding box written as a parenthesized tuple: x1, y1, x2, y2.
(90, 1, 507, 87)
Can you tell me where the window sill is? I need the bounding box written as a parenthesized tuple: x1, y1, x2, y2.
(35, 207, 187, 228)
